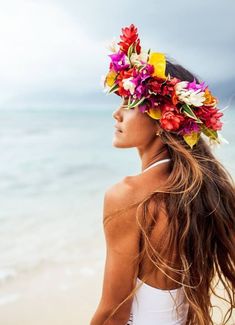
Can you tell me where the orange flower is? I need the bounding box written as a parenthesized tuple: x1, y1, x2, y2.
(172, 92, 179, 105)
(203, 88, 217, 106)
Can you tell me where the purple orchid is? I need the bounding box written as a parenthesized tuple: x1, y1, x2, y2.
(108, 51, 130, 72)
(186, 78, 207, 92)
(139, 64, 154, 81)
(178, 119, 201, 136)
(138, 97, 156, 113)
(129, 64, 153, 99)
(135, 84, 146, 99)
(138, 103, 147, 113)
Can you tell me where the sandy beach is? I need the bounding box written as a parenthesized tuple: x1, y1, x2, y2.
(0, 229, 234, 325)
(0, 264, 104, 325)
(0, 231, 105, 325)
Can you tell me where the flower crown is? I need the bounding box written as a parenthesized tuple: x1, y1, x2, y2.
(103, 24, 226, 148)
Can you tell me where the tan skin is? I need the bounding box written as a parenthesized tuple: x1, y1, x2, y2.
(112, 97, 169, 171)
(90, 98, 181, 325)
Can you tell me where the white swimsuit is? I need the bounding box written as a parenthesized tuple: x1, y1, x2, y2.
(126, 277, 189, 325)
(126, 159, 189, 324)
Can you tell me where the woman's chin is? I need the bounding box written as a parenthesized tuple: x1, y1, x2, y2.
(112, 132, 134, 148)
(112, 139, 124, 148)
(112, 136, 125, 148)
(112, 132, 123, 147)
(112, 139, 133, 148)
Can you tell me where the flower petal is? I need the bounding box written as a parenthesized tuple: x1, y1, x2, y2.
(146, 107, 162, 119)
(148, 52, 167, 80)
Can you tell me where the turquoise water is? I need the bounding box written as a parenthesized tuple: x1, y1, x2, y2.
(0, 106, 234, 285)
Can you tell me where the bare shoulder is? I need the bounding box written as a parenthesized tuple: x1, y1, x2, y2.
(103, 171, 161, 218)
(103, 177, 141, 252)
(103, 167, 169, 225)
(103, 176, 138, 220)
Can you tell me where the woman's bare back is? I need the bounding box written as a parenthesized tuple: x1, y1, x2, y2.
(123, 163, 182, 291)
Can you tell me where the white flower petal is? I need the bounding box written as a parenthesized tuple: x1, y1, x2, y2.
(175, 81, 188, 92)
(122, 77, 136, 95)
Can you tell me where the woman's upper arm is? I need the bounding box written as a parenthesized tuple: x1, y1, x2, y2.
(92, 180, 140, 323)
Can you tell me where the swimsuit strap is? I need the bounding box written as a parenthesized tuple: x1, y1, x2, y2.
(142, 158, 171, 173)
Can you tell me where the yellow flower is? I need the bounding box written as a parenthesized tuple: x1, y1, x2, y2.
(146, 107, 162, 119)
(105, 70, 117, 87)
(183, 132, 200, 148)
(148, 52, 167, 80)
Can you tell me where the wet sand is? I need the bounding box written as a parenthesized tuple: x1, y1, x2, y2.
(0, 262, 103, 325)
(0, 235, 234, 325)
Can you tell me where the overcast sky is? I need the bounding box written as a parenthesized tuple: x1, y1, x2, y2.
(0, 0, 235, 109)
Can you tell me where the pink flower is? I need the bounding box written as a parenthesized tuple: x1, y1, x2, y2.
(108, 51, 130, 72)
(186, 78, 207, 92)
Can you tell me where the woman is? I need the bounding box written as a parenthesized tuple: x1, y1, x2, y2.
(90, 24, 235, 324)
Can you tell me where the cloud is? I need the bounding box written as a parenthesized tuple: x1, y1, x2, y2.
(0, 1, 104, 107)
(1, 0, 235, 109)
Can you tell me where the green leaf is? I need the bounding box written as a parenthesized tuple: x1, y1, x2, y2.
(128, 97, 146, 109)
(138, 65, 146, 72)
(201, 125, 218, 141)
(182, 104, 203, 124)
(108, 83, 119, 94)
(127, 43, 134, 60)
(147, 48, 151, 61)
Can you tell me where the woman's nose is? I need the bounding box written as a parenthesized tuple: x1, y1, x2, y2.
(112, 107, 122, 120)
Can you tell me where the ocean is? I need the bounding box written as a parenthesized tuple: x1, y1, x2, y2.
(0, 105, 234, 305)
(0, 107, 141, 286)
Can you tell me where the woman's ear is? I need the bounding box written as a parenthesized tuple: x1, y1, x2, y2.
(154, 120, 163, 135)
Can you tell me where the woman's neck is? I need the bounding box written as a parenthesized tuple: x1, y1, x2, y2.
(137, 142, 170, 172)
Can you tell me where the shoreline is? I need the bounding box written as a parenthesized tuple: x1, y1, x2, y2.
(0, 244, 234, 324)
(0, 261, 103, 325)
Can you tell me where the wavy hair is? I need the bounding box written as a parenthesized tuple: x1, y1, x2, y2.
(104, 59, 235, 324)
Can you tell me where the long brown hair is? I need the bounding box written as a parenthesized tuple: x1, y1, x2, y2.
(104, 60, 235, 324)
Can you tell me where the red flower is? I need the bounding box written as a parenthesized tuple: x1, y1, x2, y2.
(115, 68, 135, 97)
(195, 106, 223, 131)
(116, 87, 129, 97)
(160, 103, 185, 131)
(116, 68, 135, 82)
(148, 78, 163, 94)
(161, 77, 180, 97)
(118, 24, 141, 55)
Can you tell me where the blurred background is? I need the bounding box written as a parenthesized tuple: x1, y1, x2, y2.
(0, 1, 234, 324)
